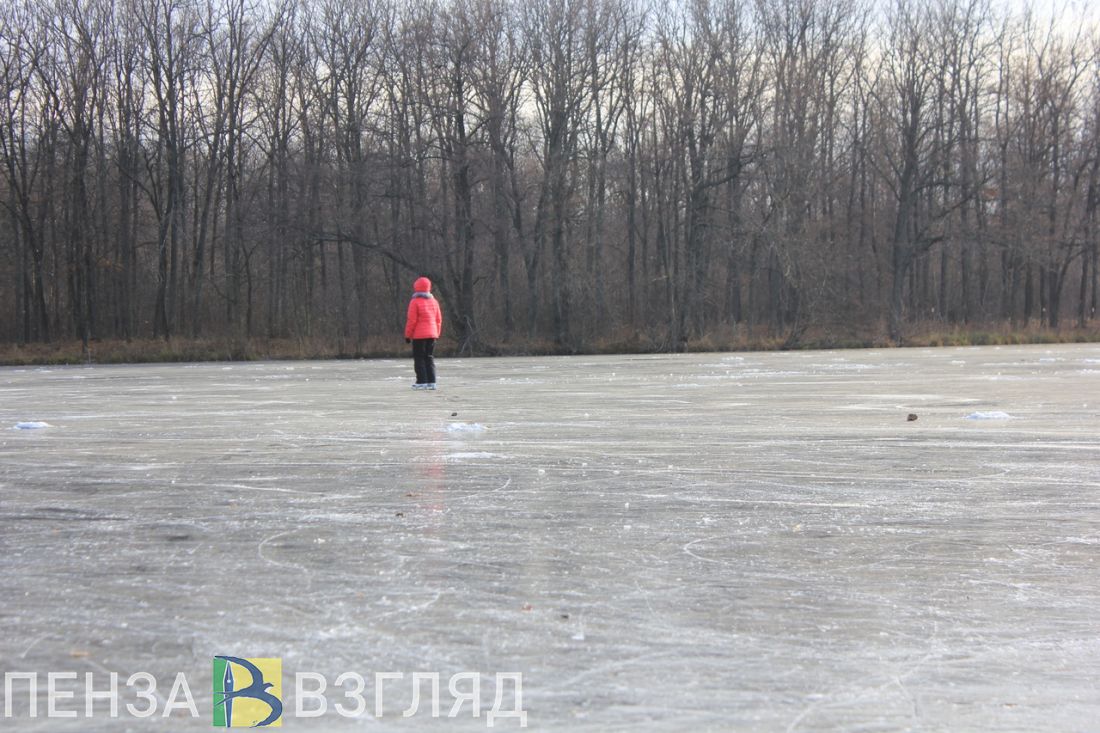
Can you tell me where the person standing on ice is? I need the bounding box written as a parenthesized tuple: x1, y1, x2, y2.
(404, 276, 443, 390)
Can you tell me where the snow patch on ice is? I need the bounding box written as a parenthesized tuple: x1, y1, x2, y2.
(13, 421, 51, 430)
(445, 452, 500, 461)
(1061, 536, 1100, 546)
(446, 422, 487, 433)
(739, 370, 807, 378)
(965, 411, 1014, 420)
(303, 513, 366, 523)
(812, 362, 877, 371)
(872, 394, 944, 401)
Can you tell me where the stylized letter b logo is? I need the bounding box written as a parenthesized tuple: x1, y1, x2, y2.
(213, 656, 283, 727)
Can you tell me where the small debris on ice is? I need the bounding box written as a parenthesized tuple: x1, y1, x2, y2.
(13, 422, 51, 430)
(966, 411, 1014, 420)
(907, 413, 919, 421)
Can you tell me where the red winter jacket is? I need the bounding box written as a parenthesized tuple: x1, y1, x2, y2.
(404, 277, 443, 340)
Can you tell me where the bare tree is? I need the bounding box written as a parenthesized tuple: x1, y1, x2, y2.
(468, 0, 530, 341)
(0, 1, 52, 342)
(525, 0, 594, 347)
(311, 0, 389, 352)
(868, 0, 960, 342)
(137, 0, 199, 339)
(758, 0, 864, 342)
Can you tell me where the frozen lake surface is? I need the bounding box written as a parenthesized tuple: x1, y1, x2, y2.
(2, 344, 1099, 730)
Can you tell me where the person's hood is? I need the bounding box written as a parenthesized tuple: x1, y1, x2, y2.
(413, 277, 432, 293)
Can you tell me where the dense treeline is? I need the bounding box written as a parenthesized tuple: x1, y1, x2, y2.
(1, 0, 1098, 355)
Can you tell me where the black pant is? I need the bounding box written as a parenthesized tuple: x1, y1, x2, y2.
(412, 338, 436, 384)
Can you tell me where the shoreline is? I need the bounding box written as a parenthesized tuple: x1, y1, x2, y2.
(2, 324, 1098, 366)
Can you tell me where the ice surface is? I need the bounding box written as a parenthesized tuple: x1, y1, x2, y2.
(1, 344, 1099, 731)
(12, 421, 51, 430)
(965, 411, 1015, 420)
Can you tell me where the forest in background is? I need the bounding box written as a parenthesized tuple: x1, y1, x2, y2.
(2, 0, 1099, 361)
